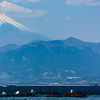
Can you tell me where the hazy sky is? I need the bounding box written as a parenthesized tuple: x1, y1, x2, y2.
(0, 0, 100, 42)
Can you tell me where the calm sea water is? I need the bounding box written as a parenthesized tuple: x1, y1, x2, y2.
(0, 86, 100, 100)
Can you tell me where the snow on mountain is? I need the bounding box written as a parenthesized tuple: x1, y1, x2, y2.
(0, 14, 34, 32)
(0, 14, 50, 47)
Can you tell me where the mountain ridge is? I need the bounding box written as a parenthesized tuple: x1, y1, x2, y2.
(1, 37, 100, 54)
(0, 37, 99, 84)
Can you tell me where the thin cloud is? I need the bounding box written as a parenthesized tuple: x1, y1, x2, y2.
(45, 19, 48, 23)
(0, 1, 47, 18)
(65, 0, 100, 6)
(59, 10, 64, 13)
(64, 16, 71, 20)
(12, 0, 41, 3)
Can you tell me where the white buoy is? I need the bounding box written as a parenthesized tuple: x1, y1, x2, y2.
(15, 91, 20, 94)
(2, 92, 6, 95)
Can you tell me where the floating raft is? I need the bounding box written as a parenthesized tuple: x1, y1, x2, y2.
(1, 92, 99, 97)
(0, 93, 87, 97)
(46, 93, 87, 97)
(64, 93, 87, 97)
(0, 94, 28, 97)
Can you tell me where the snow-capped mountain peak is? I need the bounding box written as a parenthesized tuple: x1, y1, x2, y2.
(0, 14, 50, 47)
(0, 14, 34, 32)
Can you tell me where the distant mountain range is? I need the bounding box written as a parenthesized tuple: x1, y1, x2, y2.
(0, 37, 100, 85)
(0, 14, 50, 47)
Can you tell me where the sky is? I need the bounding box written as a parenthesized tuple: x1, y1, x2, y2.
(0, 0, 100, 42)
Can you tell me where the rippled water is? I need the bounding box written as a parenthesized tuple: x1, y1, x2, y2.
(0, 95, 100, 100)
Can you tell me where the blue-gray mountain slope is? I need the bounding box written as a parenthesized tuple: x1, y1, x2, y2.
(0, 44, 19, 52)
(0, 23, 50, 47)
(0, 38, 100, 85)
